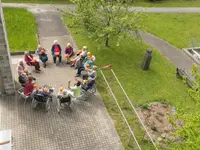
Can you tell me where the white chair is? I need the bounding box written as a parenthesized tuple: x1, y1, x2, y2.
(17, 87, 33, 104)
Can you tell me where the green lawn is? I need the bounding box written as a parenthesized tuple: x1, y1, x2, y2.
(2, 0, 72, 4)
(62, 16, 195, 149)
(141, 13, 200, 49)
(3, 7, 37, 51)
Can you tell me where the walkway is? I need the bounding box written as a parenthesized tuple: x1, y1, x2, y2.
(139, 30, 195, 78)
(1, 5, 122, 150)
(2, 3, 200, 13)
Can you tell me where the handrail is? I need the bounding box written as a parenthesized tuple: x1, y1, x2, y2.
(111, 69, 158, 150)
(100, 70, 142, 150)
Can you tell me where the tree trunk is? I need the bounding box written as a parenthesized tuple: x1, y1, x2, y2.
(105, 34, 109, 47)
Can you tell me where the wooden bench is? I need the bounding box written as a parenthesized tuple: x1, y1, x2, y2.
(176, 67, 195, 88)
(0, 130, 12, 150)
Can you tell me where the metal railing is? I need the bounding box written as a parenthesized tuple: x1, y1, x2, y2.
(100, 69, 158, 150)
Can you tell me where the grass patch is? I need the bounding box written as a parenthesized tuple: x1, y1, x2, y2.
(2, 0, 72, 4)
(3, 7, 37, 51)
(62, 16, 195, 149)
(141, 13, 200, 49)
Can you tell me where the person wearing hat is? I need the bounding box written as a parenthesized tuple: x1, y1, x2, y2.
(24, 51, 41, 72)
(51, 40, 62, 65)
(64, 43, 74, 64)
(36, 45, 48, 68)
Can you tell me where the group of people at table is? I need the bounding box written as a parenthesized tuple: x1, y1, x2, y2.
(16, 40, 97, 108)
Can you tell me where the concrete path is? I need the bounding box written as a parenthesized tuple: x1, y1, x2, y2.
(1, 5, 123, 150)
(2, 3, 200, 13)
(139, 30, 195, 78)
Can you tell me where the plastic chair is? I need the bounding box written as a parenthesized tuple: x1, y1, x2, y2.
(17, 87, 33, 104)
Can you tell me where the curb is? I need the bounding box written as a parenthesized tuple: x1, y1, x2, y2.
(10, 34, 39, 56)
(10, 50, 35, 56)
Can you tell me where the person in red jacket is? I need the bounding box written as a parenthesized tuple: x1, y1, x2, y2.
(24, 51, 41, 72)
(24, 77, 34, 95)
(51, 40, 62, 65)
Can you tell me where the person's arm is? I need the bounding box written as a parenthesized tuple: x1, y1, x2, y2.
(58, 44, 62, 54)
(51, 45, 55, 55)
(69, 47, 73, 56)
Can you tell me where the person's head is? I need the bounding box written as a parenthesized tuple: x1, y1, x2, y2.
(24, 51, 29, 56)
(91, 55, 96, 62)
(38, 45, 42, 50)
(67, 43, 71, 47)
(21, 73, 27, 78)
(76, 81, 81, 87)
(82, 46, 87, 51)
(18, 59, 24, 66)
(62, 89, 67, 96)
(87, 52, 91, 57)
(54, 40, 58, 45)
(92, 65, 97, 71)
(28, 76, 33, 82)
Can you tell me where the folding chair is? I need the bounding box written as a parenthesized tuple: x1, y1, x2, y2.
(17, 87, 33, 104)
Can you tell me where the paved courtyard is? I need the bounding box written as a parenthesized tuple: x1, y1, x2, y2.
(0, 6, 122, 150)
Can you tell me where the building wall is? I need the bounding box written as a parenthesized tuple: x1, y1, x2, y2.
(0, 4, 15, 95)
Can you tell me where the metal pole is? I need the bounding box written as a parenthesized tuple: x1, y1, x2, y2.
(100, 70, 142, 150)
(111, 69, 158, 150)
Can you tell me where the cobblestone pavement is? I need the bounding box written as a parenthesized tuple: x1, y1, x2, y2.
(0, 5, 123, 150)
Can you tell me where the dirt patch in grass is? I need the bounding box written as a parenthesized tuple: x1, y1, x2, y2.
(137, 102, 181, 148)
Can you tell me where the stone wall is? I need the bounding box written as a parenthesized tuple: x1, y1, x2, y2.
(0, 5, 15, 95)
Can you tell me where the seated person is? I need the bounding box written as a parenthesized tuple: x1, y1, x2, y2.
(24, 77, 34, 95)
(70, 46, 87, 68)
(81, 76, 95, 91)
(75, 60, 93, 77)
(83, 52, 96, 64)
(24, 51, 41, 72)
(24, 68, 36, 80)
(18, 73, 27, 87)
(64, 43, 74, 64)
(51, 40, 62, 65)
(68, 80, 82, 97)
(57, 89, 72, 108)
(36, 45, 48, 68)
(33, 85, 53, 98)
(16, 59, 25, 76)
(82, 65, 97, 80)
